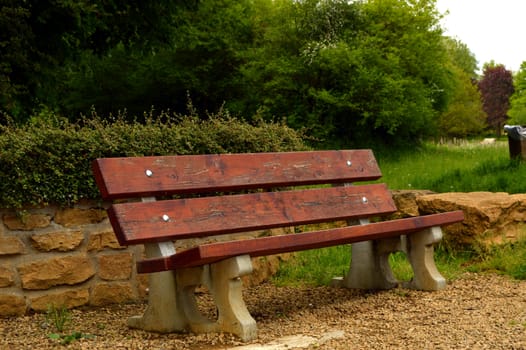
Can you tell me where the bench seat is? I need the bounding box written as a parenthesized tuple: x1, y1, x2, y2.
(138, 211, 463, 272)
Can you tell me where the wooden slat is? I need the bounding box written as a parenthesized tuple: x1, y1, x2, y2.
(92, 150, 381, 199)
(108, 183, 396, 245)
(137, 211, 465, 273)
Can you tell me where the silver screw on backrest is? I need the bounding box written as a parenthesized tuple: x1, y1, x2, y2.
(145, 169, 153, 177)
(162, 214, 170, 222)
(362, 197, 368, 204)
(346, 160, 352, 167)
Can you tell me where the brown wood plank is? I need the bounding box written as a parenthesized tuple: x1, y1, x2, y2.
(92, 150, 381, 199)
(137, 211, 464, 273)
(108, 183, 396, 246)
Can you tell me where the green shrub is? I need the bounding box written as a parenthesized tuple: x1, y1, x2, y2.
(0, 110, 308, 208)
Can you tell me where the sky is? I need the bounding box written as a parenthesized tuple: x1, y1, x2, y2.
(436, 0, 525, 73)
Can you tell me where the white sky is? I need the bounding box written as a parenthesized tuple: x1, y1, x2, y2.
(436, 0, 526, 73)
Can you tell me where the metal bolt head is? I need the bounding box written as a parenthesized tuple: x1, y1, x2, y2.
(346, 160, 352, 167)
(362, 196, 368, 204)
(145, 169, 153, 177)
(162, 214, 170, 222)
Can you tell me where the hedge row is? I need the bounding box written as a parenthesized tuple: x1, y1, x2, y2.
(0, 112, 308, 208)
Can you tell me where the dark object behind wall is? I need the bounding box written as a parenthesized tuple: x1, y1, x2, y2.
(504, 125, 526, 160)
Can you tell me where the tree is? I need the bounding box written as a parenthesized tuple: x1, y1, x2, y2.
(438, 37, 486, 137)
(442, 37, 478, 77)
(232, 0, 360, 142)
(61, 0, 255, 119)
(478, 63, 514, 136)
(508, 61, 526, 125)
(439, 67, 486, 137)
(344, 0, 450, 145)
(235, 0, 452, 148)
(0, 3, 36, 119)
(0, 0, 185, 122)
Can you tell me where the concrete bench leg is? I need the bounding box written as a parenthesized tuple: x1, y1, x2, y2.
(334, 237, 401, 290)
(210, 255, 257, 341)
(128, 242, 188, 332)
(176, 265, 216, 332)
(335, 227, 446, 291)
(177, 255, 257, 342)
(404, 226, 446, 291)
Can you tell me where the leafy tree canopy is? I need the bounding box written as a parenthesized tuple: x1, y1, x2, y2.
(0, 0, 488, 148)
(437, 36, 485, 137)
(234, 0, 451, 148)
(439, 66, 486, 137)
(478, 63, 515, 135)
(508, 61, 526, 125)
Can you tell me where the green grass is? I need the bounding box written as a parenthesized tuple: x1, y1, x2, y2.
(44, 304, 94, 345)
(272, 245, 464, 287)
(376, 140, 526, 193)
(274, 141, 526, 286)
(467, 238, 526, 279)
(274, 238, 526, 287)
(273, 245, 351, 287)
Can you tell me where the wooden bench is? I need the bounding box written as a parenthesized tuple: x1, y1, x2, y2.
(92, 150, 464, 341)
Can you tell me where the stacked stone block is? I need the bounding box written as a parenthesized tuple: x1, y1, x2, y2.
(0, 202, 147, 317)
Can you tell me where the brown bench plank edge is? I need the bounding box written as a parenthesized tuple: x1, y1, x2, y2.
(137, 210, 464, 273)
(92, 150, 382, 200)
(107, 183, 397, 246)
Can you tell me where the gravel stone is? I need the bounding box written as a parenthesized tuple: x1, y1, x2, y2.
(0, 272, 524, 349)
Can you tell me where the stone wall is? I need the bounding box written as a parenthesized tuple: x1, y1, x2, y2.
(0, 201, 289, 317)
(0, 201, 147, 317)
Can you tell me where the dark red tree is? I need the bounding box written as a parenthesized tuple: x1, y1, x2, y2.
(478, 64, 514, 136)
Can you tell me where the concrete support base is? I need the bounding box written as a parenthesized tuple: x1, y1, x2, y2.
(333, 222, 446, 291)
(129, 249, 257, 341)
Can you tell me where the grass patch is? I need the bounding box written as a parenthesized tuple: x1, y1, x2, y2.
(45, 304, 71, 333)
(389, 252, 413, 281)
(467, 238, 526, 279)
(272, 231, 483, 287)
(433, 246, 474, 281)
(376, 141, 526, 193)
(274, 238, 526, 287)
(44, 304, 94, 345)
(273, 245, 351, 287)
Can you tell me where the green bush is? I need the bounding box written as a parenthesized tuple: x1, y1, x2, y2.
(0, 110, 308, 208)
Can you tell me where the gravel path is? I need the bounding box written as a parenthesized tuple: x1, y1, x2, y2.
(0, 272, 524, 349)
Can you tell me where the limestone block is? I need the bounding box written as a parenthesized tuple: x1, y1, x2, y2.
(87, 230, 124, 251)
(417, 192, 526, 248)
(90, 282, 135, 306)
(0, 293, 26, 316)
(0, 266, 15, 287)
(54, 208, 107, 227)
(98, 253, 132, 281)
(3, 213, 51, 231)
(30, 289, 90, 311)
(31, 230, 84, 252)
(18, 255, 95, 290)
(390, 190, 435, 218)
(0, 235, 25, 255)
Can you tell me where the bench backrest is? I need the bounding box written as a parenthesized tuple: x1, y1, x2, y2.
(92, 150, 397, 246)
